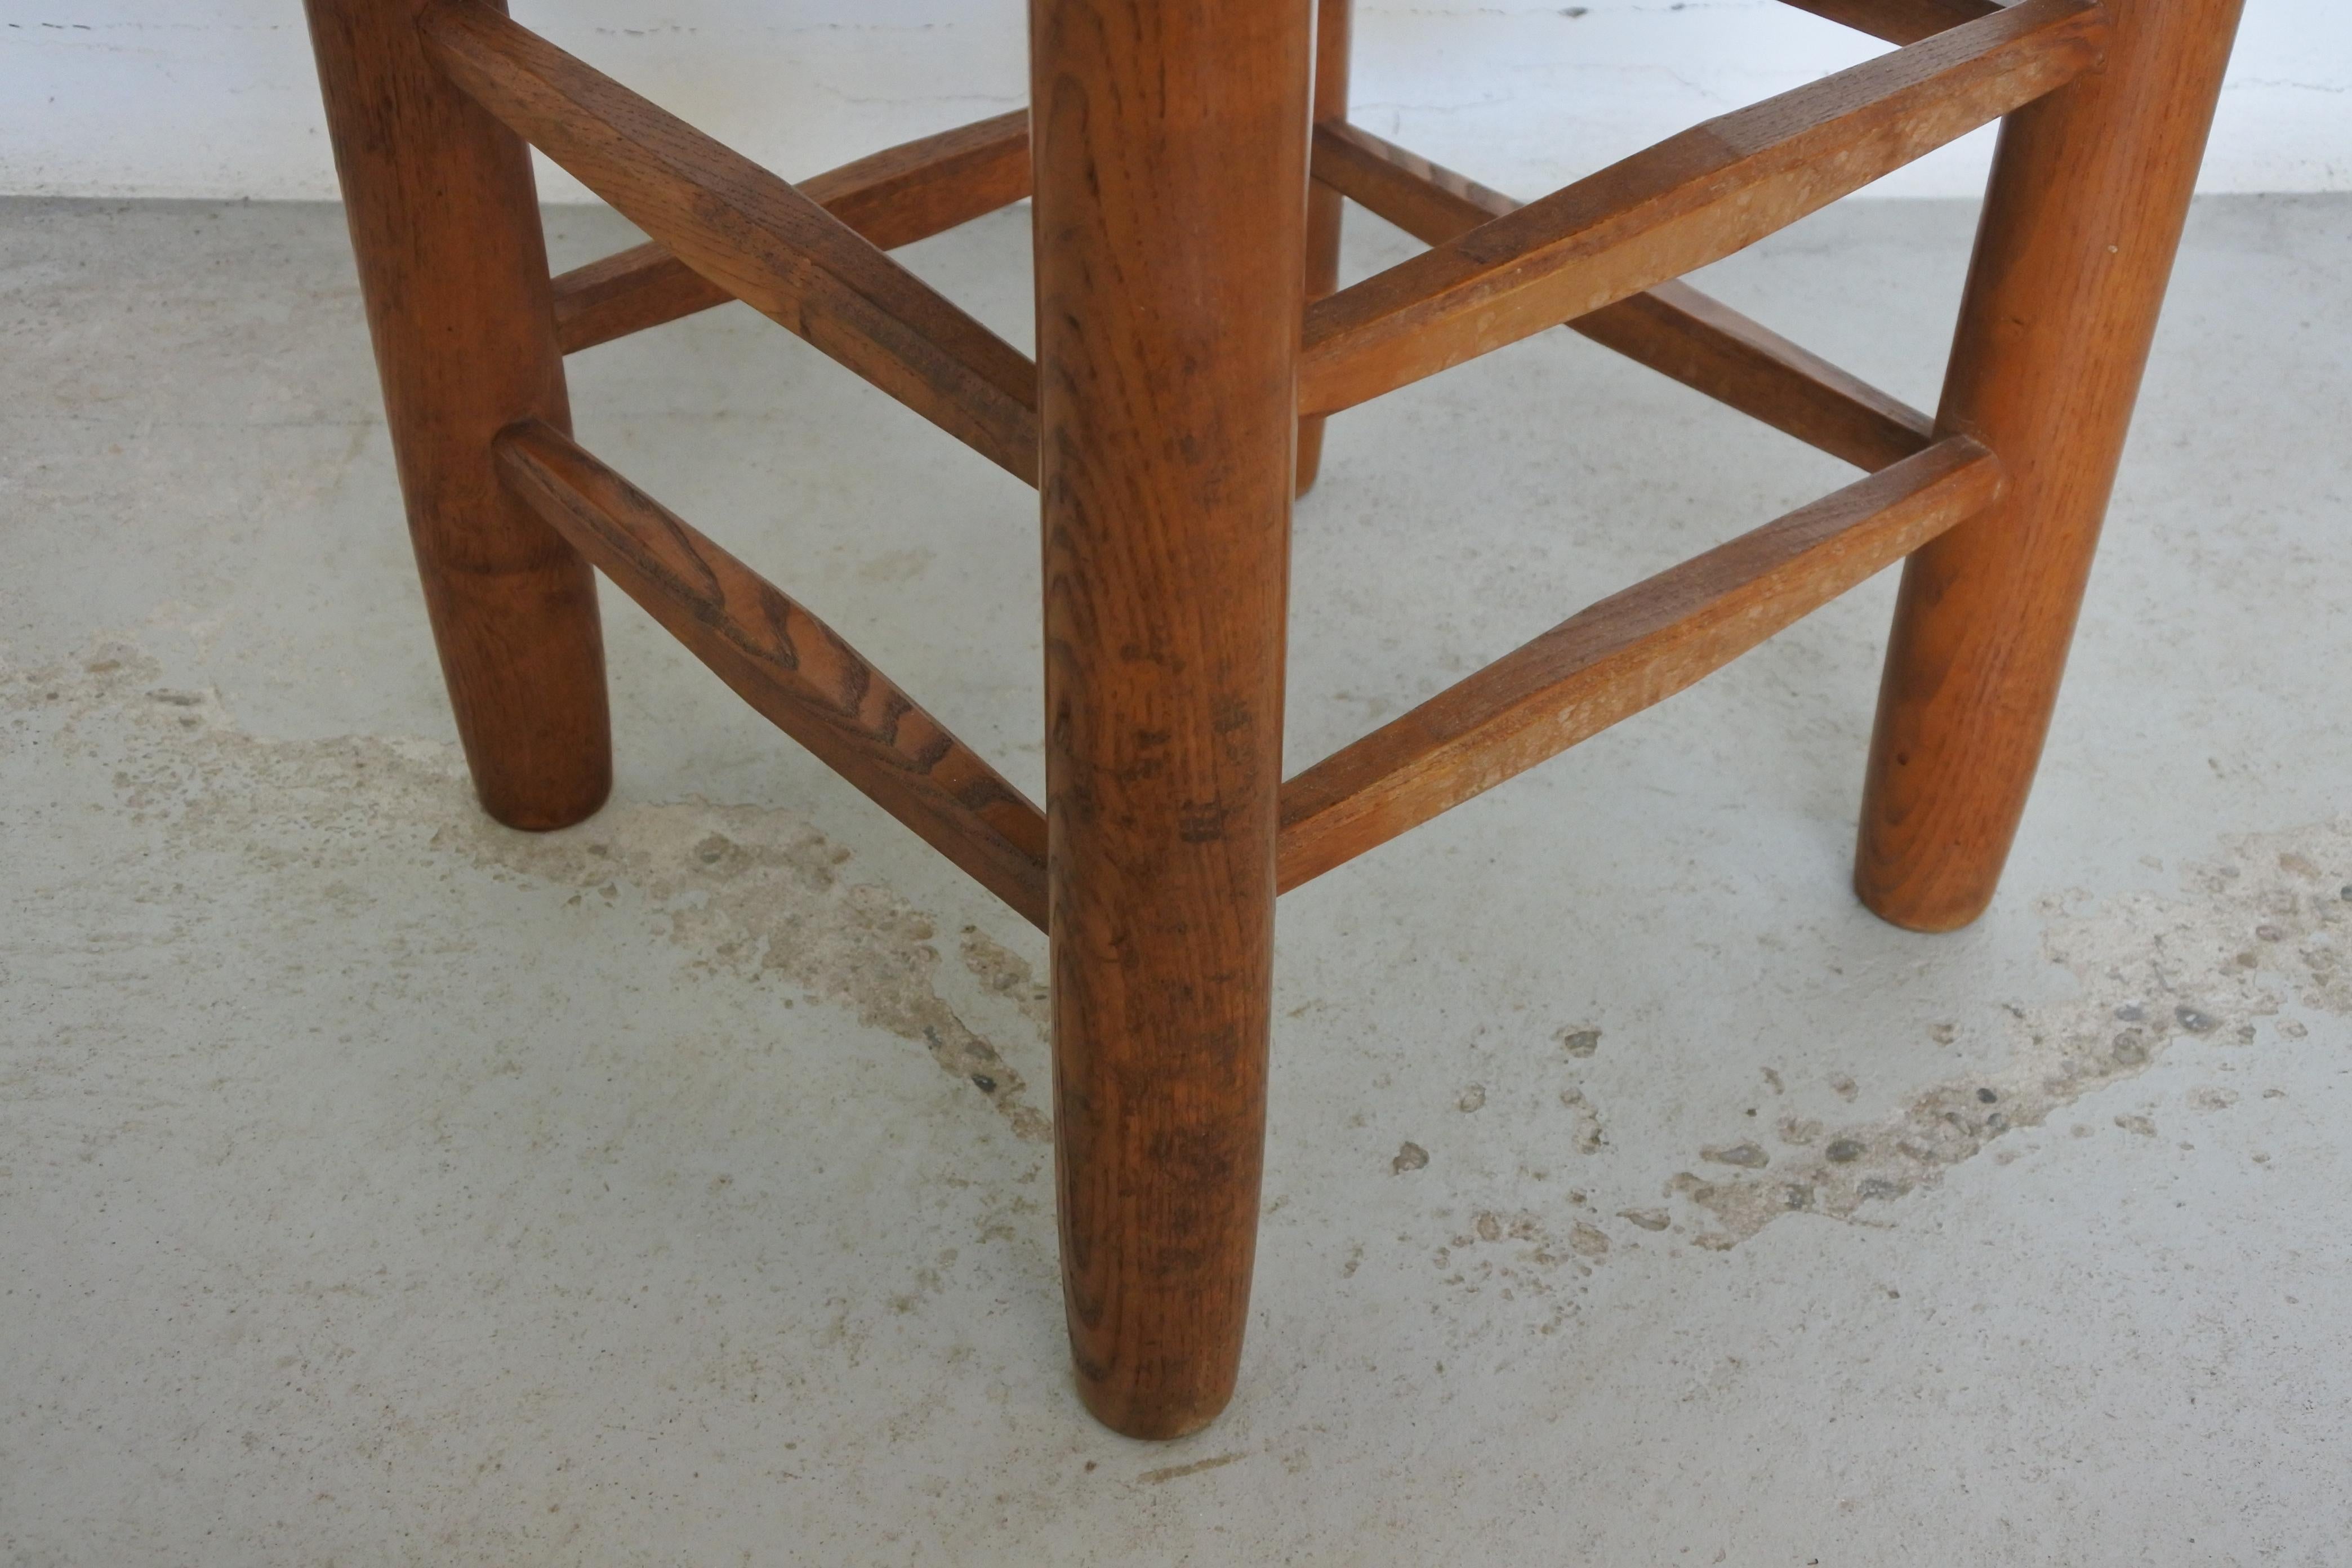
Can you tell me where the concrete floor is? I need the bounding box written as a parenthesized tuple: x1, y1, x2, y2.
(3, 191, 2347, 1564)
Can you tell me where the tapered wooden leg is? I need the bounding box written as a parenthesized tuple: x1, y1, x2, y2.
(1032, 0, 1311, 1438)
(1296, 0, 1355, 498)
(305, 0, 611, 830)
(1855, 0, 2243, 930)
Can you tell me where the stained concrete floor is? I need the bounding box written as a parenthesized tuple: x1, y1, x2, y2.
(3, 190, 2348, 1564)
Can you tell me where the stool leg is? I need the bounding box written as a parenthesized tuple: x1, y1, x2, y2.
(1296, 0, 1355, 498)
(304, 0, 611, 830)
(1855, 0, 2244, 931)
(1032, 0, 1311, 1438)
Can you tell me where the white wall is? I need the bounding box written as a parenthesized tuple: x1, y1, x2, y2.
(5, 1, 2345, 203)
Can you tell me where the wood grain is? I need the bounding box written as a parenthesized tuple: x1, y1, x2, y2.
(1278, 437, 2005, 891)
(1294, 0, 1355, 496)
(421, 0, 1040, 483)
(1034, 0, 1310, 1439)
(1775, 0, 2006, 47)
(1311, 121, 1935, 470)
(1580, 282, 1936, 472)
(1857, 0, 2248, 930)
(302, 0, 610, 831)
(494, 421, 1049, 928)
(553, 110, 1034, 354)
(1297, 0, 2106, 417)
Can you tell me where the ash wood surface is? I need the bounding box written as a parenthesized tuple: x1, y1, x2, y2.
(1308, 121, 1520, 245)
(1297, 0, 2106, 417)
(302, 0, 609, 831)
(1034, 0, 1310, 1440)
(553, 110, 1034, 354)
(1277, 437, 2004, 891)
(1310, 121, 1934, 470)
(1294, 0, 1355, 496)
(421, 0, 1040, 484)
(1581, 283, 1935, 472)
(1857, 0, 2248, 930)
(494, 421, 1049, 928)
(1775, 0, 2005, 47)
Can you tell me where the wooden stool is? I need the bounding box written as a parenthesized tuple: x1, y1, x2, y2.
(303, 0, 2244, 1436)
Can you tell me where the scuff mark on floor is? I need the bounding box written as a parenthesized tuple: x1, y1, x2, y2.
(959, 924, 1050, 1036)
(1427, 1196, 1624, 1335)
(1137, 1451, 1246, 1485)
(1557, 1086, 1604, 1153)
(10, 640, 1050, 1142)
(1670, 822, 2350, 1249)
